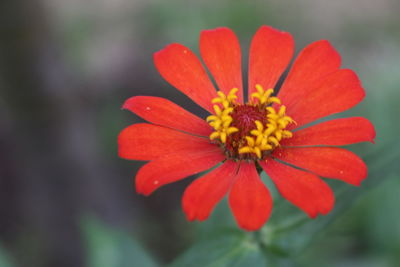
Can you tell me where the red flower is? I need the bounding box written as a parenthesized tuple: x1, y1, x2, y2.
(119, 26, 375, 231)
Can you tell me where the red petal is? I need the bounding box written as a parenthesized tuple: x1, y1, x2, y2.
(261, 159, 335, 218)
(286, 69, 365, 128)
(273, 147, 367, 186)
(118, 123, 214, 161)
(135, 147, 224, 196)
(154, 43, 217, 113)
(200, 27, 243, 103)
(182, 160, 238, 221)
(278, 40, 341, 108)
(282, 117, 375, 146)
(123, 96, 211, 136)
(229, 162, 272, 231)
(248, 25, 294, 100)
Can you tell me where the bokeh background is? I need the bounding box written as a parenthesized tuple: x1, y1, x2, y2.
(1, 0, 400, 266)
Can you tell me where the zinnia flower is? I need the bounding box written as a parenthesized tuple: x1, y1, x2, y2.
(119, 26, 375, 231)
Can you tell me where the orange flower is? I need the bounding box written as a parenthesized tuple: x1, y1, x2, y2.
(119, 26, 375, 231)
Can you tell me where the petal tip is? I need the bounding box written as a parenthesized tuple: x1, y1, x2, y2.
(238, 223, 263, 232)
(365, 119, 376, 143)
(308, 212, 318, 219)
(315, 39, 333, 47)
(122, 96, 136, 110)
(182, 203, 210, 222)
(152, 47, 165, 60)
(258, 25, 290, 35)
(136, 186, 152, 196)
(153, 43, 185, 60)
(370, 130, 377, 144)
(183, 210, 196, 222)
(135, 172, 155, 196)
(201, 26, 233, 35)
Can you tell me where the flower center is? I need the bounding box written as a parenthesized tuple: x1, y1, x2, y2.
(206, 85, 294, 161)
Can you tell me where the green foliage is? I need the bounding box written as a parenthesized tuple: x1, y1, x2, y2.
(81, 217, 158, 267)
(169, 231, 267, 267)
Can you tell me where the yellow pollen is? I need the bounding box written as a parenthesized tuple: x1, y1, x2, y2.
(238, 136, 264, 159)
(212, 88, 239, 108)
(207, 85, 294, 159)
(206, 88, 239, 144)
(251, 84, 281, 105)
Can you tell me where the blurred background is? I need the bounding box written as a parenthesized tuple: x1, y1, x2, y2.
(1, 0, 400, 266)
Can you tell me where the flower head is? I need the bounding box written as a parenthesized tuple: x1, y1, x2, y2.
(119, 26, 375, 231)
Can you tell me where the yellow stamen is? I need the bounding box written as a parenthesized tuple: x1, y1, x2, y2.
(238, 137, 262, 159)
(239, 119, 276, 158)
(251, 84, 281, 105)
(210, 131, 220, 140)
(263, 104, 295, 145)
(207, 85, 295, 159)
(207, 88, 239, 144)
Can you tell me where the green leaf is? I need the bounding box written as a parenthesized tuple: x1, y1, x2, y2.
(169, 231, 267, 267)
(81, 216, 158, 267)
